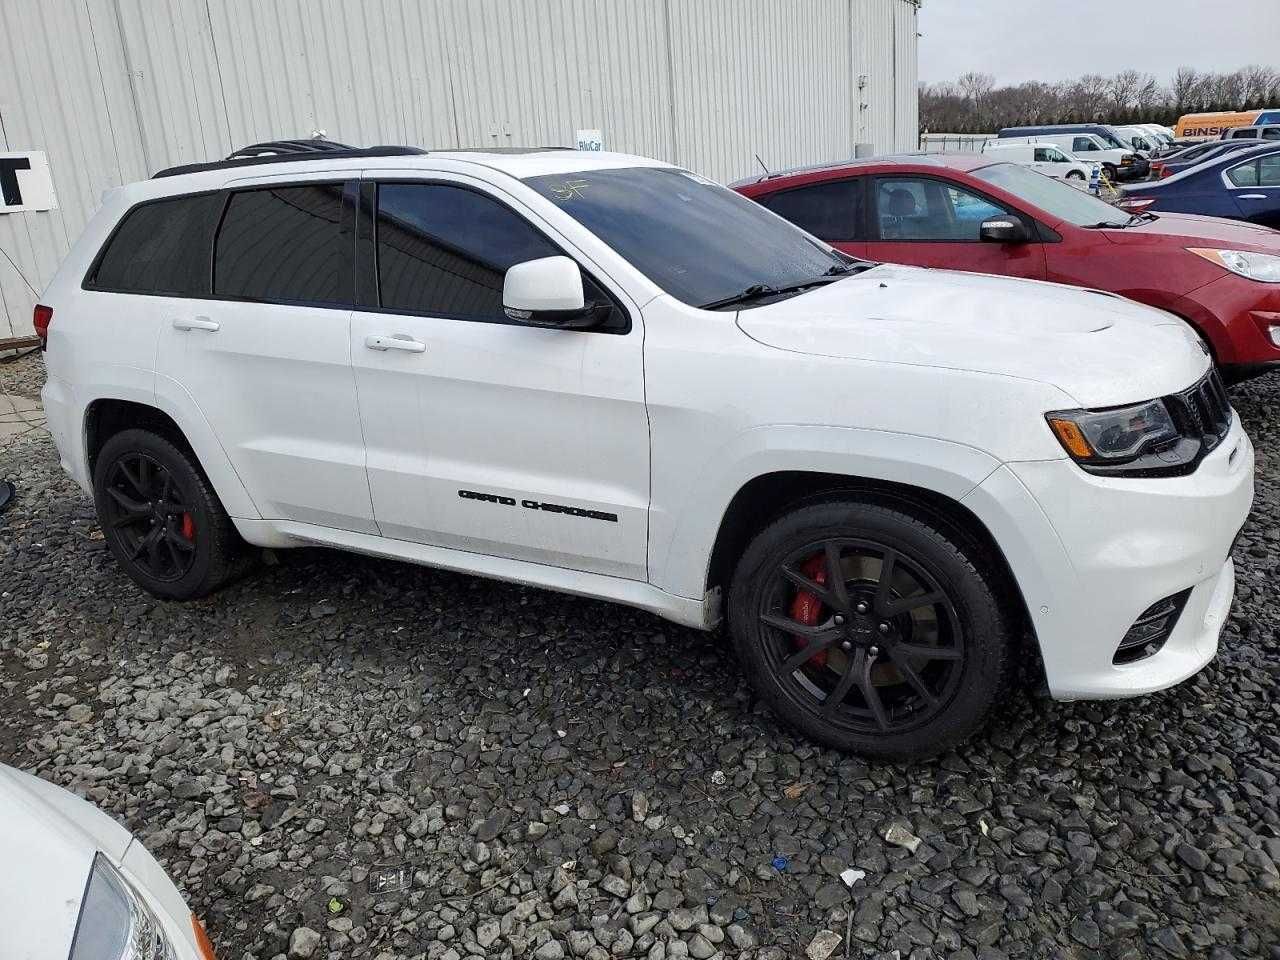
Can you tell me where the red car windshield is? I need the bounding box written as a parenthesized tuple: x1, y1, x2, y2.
(973, 163, 1131, 228)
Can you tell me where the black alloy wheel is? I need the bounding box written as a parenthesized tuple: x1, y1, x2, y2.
(758, 538, 964, 736)
(728, 500, 1010, 759)
(93, 428, 244, 600)
(100, 452, 198, 582)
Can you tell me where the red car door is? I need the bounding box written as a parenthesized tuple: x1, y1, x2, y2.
(864, 175, 1048, 280)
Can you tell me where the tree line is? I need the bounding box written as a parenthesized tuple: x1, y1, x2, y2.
(920, 66, 1280, 134)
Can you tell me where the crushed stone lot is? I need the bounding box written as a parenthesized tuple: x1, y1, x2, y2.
(2, 349, 1279, 960)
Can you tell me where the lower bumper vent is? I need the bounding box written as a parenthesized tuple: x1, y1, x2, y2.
(1114, 589, 1192, 665)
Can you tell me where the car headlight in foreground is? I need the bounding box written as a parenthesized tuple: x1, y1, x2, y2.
(1046, 399, 1201, 475)
(70, 854, 180, 960)
(1188, 248, 1280, 283)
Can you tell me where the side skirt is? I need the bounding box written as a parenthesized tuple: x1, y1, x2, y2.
(232, 518, 712, 630)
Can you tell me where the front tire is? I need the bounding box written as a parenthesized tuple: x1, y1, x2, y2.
(1066, 170, 1086, 182)
(728, 500, 1011, 760)
(93, 429, 242, 600)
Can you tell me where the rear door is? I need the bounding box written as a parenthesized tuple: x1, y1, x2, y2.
(1227, 154, 1280, 227)
(863, 175, 1048, 279)
(753, 178, 868, 258)
(156, 175, 376, 533)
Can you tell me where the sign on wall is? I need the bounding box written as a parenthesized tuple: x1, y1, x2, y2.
(575, 129, 603, 152)
(0, 152, 57, 213)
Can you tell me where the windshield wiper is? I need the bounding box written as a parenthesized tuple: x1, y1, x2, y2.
(1081, 220, 1131, 229)
(700, 264, 878, 310)
(822, 260, 878, 277)
(699, 284, 781, 310)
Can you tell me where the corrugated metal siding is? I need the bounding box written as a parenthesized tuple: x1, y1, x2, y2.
(0, 0, 919, 338)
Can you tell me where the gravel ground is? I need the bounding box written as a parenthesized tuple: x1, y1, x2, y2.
(2, 348, 1279, 960)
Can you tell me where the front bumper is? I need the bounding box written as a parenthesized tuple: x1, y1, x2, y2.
(963, 414, 1253, 699)
(1114, 160, 1150, 182)
(1177, 273, 1280, 370)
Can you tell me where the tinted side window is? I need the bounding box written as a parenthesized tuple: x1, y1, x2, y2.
(374, 183, 626, 330)
(1227, 162, 1260, 188)
(1260, 156, 1280, 187)
(214, 185, 348, 304)
(1073, 137, 1097, 152)
(757, 179, 862, 242)
(90, 193, 222, 295)
(876, 178, 1007, 241)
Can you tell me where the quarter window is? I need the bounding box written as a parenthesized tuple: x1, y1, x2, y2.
(1227, 162, 1260, 188)
(374, 182, 623, 327)
(757, 179, 863, 242)
(214, 184, 348, 304)
(875, 178, 1009, 241)
(89, 193, 222, 295)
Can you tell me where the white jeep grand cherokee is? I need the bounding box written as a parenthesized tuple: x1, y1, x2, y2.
(37, 144, 1254, 759)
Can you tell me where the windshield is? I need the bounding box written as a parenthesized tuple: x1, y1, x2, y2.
(972, 162, 1132, 228)
(523, 166, 849, 308)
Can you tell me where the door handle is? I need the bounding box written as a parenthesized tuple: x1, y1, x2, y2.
(1238, 194, 1267, 200)
(172, 317, 219, 332)
(365, 334, 426, 353)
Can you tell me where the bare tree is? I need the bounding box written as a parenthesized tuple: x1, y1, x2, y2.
(1107, 70, 1144, 110)
(1171, 66, 1201, 110)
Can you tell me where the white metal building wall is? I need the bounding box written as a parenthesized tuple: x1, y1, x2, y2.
(0, 0, 920, 339)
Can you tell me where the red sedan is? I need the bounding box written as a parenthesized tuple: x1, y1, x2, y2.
(734, 154, 1280, 378)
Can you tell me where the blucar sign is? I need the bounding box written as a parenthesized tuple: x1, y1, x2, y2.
(0, 152, 57, 213)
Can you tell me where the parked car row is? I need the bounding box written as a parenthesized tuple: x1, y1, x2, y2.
(1119, 142, 1280, 232)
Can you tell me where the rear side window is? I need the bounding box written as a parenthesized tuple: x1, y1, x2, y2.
(89, 193, 222, 295)
(214, 184, 348, 304)
(1227, 162, 1260, 188)
(757, 179, 863, 242)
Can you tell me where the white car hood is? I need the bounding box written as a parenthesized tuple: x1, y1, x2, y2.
(0, 766, 134, 960)
(735, 264, 1210, 407)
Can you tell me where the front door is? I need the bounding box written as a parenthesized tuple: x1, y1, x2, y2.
(864, 175, 1048, 280)
(156, 177, 376, 534)
(349, 176, 650, 580)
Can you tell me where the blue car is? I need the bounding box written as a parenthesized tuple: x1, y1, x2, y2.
(1154, 139, 1264, 178)
(1120, 142, 1280, 228)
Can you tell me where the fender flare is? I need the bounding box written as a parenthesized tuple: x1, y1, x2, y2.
(648, 423, 1003, 600)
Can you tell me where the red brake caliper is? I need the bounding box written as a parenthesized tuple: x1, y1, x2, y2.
(789, 553, 829, 668)
(181, 513, 196, 542)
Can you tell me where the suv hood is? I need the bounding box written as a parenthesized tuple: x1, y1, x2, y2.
(1102, 211, 1280, 253)
(735, 264, 1209, 407)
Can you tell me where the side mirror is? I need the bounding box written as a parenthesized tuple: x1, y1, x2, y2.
(503, 256, 600, 329)
(980, 216, 1032, 244)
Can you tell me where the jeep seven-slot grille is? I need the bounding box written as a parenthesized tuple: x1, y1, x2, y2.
(1166, 369, 1233, 454)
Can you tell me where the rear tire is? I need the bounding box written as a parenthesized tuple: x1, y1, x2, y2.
(727, 500, 1010, 760)
(93, 429, 243, 600)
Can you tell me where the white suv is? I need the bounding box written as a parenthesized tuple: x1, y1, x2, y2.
(38, 144, 1254, 759)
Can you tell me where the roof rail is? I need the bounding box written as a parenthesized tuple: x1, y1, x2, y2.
(152, 141, 428, 179)
(226, 138, 357, 159)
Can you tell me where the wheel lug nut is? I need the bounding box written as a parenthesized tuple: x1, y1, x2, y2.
(855, 602, 868, 614)
(870, 646, 879, 656)
(878, 622, 890, 634)
(841, 641, 852, 651)
(833, 615, 845, 625)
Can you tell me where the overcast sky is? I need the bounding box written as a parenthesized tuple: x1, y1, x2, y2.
(919, 1, 1280, 86)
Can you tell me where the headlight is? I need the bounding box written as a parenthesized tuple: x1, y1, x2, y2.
(69, 854, 178, 960)
(1188, 248, 1280, 283)
(1046, 399, 1200, 475)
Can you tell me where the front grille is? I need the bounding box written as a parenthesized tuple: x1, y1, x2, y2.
(1165, 369, 1233, 455)
(1114, 589, 1192, 665)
